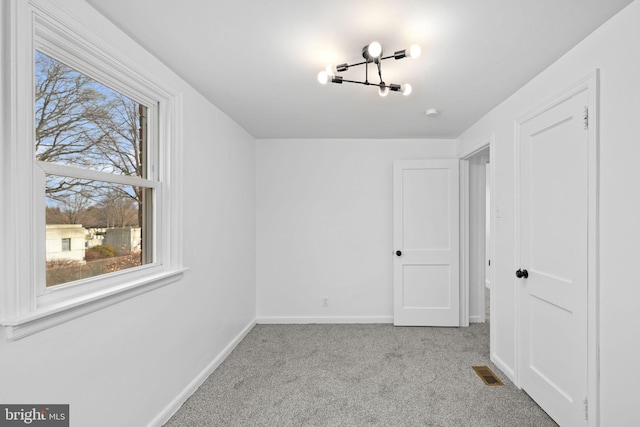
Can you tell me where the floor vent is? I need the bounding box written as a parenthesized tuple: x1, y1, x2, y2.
(472, 366, 504, 386)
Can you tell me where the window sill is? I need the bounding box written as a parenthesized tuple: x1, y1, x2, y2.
(1, 268, 187, 341)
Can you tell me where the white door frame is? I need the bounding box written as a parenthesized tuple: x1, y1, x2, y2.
(459, 137, 495, 335)
(514, 71, 599, 425)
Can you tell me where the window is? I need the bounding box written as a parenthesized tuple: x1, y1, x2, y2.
(36, 50, 153, 288)
(0, 0, 184, 340)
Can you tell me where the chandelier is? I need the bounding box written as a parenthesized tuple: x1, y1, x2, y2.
(317, 41, 421, 96)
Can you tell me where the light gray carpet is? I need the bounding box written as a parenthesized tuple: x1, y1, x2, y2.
(165, 323, 557, 427)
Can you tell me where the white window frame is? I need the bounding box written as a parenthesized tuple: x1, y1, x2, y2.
(0, 0, 184, 340)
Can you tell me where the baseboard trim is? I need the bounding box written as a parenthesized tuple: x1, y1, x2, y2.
(256, 316, 394, 324)
(491, 353, 516, 384)
(469, 315, 484, 324)
(149, 318, 257, 427)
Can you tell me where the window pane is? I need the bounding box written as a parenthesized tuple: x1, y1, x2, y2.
(45, 177, 152, 287)
(35, 51, 147, 178)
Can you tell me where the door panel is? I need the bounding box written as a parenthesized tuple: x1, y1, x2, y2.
(403, 264, 450, 308)
(518, 90, 589, 426)
(402, 168, 451, 250)
(393, 159, 459, 326)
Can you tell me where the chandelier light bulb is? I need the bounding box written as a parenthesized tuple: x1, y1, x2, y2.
(317, 71, 329, 84)
(379, 85, 389, 97)
(401, 83, 412, 96)
(326, 64, 337, 76)
(409, 44, 421, 59)
(368, 41, 382, 58)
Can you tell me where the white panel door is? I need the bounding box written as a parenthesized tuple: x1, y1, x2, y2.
(518, 90, 589, 426)
(393, 159, 459, 326)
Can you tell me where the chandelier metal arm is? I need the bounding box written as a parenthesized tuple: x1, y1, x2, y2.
(365, 60, 369, 84)
(376, 61, 383, 84)
(332, 76, 401, 91)
(381, 54, 396, 61)
(339, 54, 401, 72)
(336, 78, 384, 87)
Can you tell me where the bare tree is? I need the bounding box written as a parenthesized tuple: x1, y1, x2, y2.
(58, 193, 91, 224)
(36, 51, 146, 227)
(99, 190, 139, 228)
(93, 94, 146, 226)
(46, 207, 65, 224)
(35, 52, 109, 191)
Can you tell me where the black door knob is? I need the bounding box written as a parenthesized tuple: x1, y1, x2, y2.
(395, 250, 402, 256)
(515, 269, 529, 279)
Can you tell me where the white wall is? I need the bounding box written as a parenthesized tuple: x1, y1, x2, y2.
(457, 1, 640, 425)
(256, 139, 456, 322)
(0, 1, 256, 426)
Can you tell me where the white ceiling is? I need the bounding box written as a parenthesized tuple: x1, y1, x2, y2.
(86, 0, 632, 139)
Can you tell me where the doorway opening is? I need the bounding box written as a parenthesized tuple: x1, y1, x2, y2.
(463, 146, 491, 325)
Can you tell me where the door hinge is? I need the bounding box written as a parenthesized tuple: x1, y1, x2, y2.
(583, 107, 589, 130)
(583, 396, 588, 420)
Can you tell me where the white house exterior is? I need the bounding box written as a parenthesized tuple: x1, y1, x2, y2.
(45, 224, 86, 263)
(104, 227, 142, 254)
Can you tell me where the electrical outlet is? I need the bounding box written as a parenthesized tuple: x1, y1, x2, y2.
(322, 297, 329, 308)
